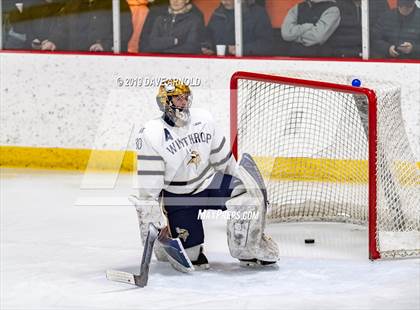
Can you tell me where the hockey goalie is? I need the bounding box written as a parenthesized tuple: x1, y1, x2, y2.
(132, 79, 279, 272)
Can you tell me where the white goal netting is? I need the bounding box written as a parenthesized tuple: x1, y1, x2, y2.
(232, 72, 420, 259)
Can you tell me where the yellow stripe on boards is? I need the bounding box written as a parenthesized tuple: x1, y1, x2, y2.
(0, 146, 135, 172)
(0, 146, 419, 185)
(253, 156, 420, 185)
(253, 156, 369, 183)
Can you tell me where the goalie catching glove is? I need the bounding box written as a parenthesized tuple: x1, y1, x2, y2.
(129, 195, 168, 262)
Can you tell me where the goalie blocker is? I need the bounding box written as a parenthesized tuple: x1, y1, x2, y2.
(131, 153, 279, 271)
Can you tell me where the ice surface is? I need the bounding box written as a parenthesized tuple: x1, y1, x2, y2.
(1, 169, 419, 310)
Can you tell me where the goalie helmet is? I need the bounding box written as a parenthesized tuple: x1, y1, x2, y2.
(156, 79, 192, 127)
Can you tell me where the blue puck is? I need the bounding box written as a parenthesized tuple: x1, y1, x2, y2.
(352, 79, 361, 87)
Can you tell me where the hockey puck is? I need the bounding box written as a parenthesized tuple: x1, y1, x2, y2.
(304, 239, 315, 244)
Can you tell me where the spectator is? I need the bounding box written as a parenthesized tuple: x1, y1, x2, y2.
(127, 0, 153, 53)
(29, 0, 67, 51)
(57, 0, 132, 52)
(120, 0, 134, 52)
(141, 0, 204, 54)
(60, 0, 113, 52)
(3, 0, 38, 49)
(369, 0, 389, 27)
(330, 0, 389, 58)
(203, 0, 273, 56)
(281, 0, 341, 57)
(138, 0, 204, 53)
(372, 0, 420, 59)
(138, 0, 171, 52)
(254, 0, 266, 7)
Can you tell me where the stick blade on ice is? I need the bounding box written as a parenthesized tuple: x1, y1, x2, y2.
(106, 270, 138, 286)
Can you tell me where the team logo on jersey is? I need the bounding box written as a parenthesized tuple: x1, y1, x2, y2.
(175, 227, 189, 242)
(135, 138, 142, 150)
(187, 151, 201, 168)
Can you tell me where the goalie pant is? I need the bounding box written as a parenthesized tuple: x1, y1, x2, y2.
(162, 171, 240, 249)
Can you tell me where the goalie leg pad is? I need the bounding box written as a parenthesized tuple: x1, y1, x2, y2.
(226, 193, 279, 262)
(226, 153, 279, 263)
(129, 195, 168, 262)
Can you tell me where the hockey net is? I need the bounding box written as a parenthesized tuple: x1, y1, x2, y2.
(230, 71, 420, 259)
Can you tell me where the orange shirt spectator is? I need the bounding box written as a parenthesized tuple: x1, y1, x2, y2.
(127, 0, 152, 53)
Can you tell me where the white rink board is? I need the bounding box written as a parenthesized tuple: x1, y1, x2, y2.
(1, 53, 419, 161)
(1, 168, 419, 310)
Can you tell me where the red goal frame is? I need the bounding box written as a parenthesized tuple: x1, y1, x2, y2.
(230, 71, 380, 260)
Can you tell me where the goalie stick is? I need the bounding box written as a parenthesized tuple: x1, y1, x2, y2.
(106, 223, 159, 287)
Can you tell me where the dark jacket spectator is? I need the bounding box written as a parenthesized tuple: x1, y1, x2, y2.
(142, 1, 204, 54)
(330, 0, 389, 58)
(369, 0, 390, 27)
(2, 0, 67, 50)
(372, 0, 420, 59)
(3, 0, 38, 49)
(255, 0, 266, 6)
(281, 0, 341, 57)
(138, 1, 204, 53)
(138, 0, 168, 52)
(56, 0, 132, 52)
(61, 0, 113, 51)
(330, 0, 362, 57)
(30, 0, 67, 51)
(205, 1, 273, 56)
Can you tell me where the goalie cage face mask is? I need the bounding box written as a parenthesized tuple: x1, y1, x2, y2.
(156, 80, 192, 127)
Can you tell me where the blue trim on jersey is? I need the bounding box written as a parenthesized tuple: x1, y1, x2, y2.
(137, 171, 165, 176)
(137, 155, 164, 161)
(164, 164, 212, 186)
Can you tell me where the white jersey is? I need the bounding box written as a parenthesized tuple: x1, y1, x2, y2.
(136, 108, 236, 199)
